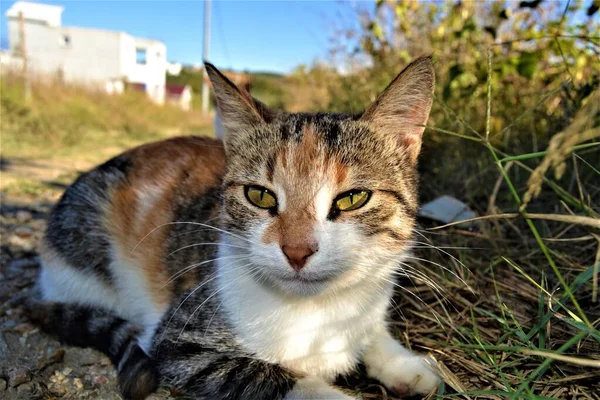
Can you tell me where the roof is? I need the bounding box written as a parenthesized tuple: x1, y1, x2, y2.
(6, 1, 63, 26)
(166, 84, 190, 96)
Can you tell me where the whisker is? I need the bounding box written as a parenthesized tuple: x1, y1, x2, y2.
(159, 260, 252, 343)
(359, 273, 408, 322)
(131, 221, 254, 254)
(377, 275, 444, 325)
(203, 301, 223, 338)
(351, 259, 446, 296)
(177, 264, 260, 342)
(402, 255, 473, 291)
(407, 240, 470, 271)
(169, 215, 225, 238)
(167, 242, 248, 258)
(162, 254, 250, 289)
(396, 263, 445, 290)
(362, 265, 452, 326)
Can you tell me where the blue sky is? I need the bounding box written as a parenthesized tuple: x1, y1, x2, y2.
(0, 0, 361, 73)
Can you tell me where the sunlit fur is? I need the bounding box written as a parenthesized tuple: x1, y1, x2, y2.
(32, 57, 440, 400)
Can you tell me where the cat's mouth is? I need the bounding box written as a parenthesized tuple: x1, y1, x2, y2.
(279, 274, 331, 284)
(260, 270, 340, 296)
(270, 274, 333, 296)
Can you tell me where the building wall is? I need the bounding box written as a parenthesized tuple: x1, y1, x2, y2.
(121, 36, 166, 104)
(8, 19, 122, 85)
(7, 15, 167, 104)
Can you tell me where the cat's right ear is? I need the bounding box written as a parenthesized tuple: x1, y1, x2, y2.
(204, 62, 275, 136)
(360, 56, 435, 165)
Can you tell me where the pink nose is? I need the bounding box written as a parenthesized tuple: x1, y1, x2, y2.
(282, 245, 316, 271)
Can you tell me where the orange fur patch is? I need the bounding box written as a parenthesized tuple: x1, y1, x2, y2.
(105, 137, 226, 309)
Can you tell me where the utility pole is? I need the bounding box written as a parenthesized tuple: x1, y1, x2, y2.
(201, 0, 211, 114)
(18, 11, 31, 102)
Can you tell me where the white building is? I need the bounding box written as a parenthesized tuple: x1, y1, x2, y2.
(5, 1, 167, 104)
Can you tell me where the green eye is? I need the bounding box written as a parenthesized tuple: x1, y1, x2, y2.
(244, 185, 277, 209)
(335, 190, 371, 212)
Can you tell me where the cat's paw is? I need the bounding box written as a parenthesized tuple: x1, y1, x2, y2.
(285, 376, 356, 399)
(367, 354, 439, 396)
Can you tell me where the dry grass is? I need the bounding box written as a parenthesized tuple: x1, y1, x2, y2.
(0, 72, 212, 161)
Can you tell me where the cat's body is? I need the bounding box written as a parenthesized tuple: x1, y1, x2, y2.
(30, 57, 440, 399)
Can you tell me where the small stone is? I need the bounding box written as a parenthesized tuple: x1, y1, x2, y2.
(91, 374, 108, 386)
(8, 368, 31, 387)
(61, 367, 72, 376)
(73, 377, 84, 392)
(5, 322, 36, 335)
(77, 348, 104, 366)
(99, 356, 112, 366)
(13, 226, 34, 238)
(39, 349, 65, 371)
(49, 383, 66, 395)
(15, 210, 32, 223)
(52, 370, 66, 383)
(8, 234, 34, 254)
(16, 382, 34, 394)
(0, 378, 7, 391)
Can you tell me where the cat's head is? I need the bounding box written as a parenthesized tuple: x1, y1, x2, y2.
(206, 58, 434, 296)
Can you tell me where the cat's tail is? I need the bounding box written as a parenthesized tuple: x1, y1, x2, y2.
(26, 294, 158, 400)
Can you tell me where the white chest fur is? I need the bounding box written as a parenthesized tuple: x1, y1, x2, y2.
(217, 259, 392, 380)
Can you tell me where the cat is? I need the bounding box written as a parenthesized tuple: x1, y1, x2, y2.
(28, 56, 439, 400)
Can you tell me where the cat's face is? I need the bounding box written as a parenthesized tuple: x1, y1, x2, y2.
(206, 58, 434, 296)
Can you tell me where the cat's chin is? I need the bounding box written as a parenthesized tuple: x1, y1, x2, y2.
(265, 275, 335, 297)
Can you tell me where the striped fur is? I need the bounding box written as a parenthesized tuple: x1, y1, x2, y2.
(32, 57, 439, 399)
(27, 295, 158, 400)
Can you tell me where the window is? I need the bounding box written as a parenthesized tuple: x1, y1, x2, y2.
(136, 48, 147, 65)
(58, 34, 71, 48)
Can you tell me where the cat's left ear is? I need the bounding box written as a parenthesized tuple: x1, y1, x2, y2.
(360, 56, 435, 165)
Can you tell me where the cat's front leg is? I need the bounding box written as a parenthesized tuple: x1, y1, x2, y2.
(363, 325, 440, 396)
(157, 339, 354, 400)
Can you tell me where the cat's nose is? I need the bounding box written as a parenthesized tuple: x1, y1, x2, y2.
(281, 245, 316, 271)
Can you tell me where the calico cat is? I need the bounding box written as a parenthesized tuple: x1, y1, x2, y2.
(29, 56, 439, 399)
